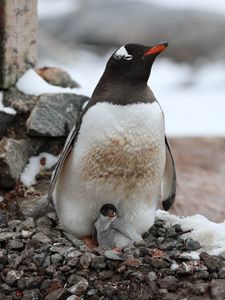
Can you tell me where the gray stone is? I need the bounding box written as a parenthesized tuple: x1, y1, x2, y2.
(5, 270, 23, 286)
(0, 210, 7, 226)
(0, 137, 41, 188)
(185, 238, 201, 251)
(63, 231, 84, 247)
(51, 253, 63, 264)
(45, 288, 66, 300)
(104, 250, 124, 261)
(50, 243, 72, 256)
(200, 252, 221, 272)
(159, 241, 177, 251)
(3, 87, 38, 114)
(148, 271, 157, 282)
(36, 216, 52, 228)
(32, 232, 52, 244)
(21, 289, 41, 300)
(151, 258, 170, 269)
(19, 194, 54, 218)
(188, 281, 209, 295)
(7, 220, 21, 230)
(0, 111, 15, 137)
(40, 1, 225, 62)
(196, 270, 209, 280)
(218, 267, 225, 279)
(176, 262, 192, 276)
(91, 256, 106, 270)
(0, 231, 21, 241)
(8, 239, 24, 250)
(210, 279, 225, 299)
(33, 253, 46, 267)
(67, 275, 89, 295)
(79, 252, 95, 268)
(26, 93, 89, 136)
(157, 276, 178, 292)
(17, 217, 35, 231)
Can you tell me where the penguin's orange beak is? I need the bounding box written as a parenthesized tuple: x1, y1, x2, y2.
(144, 42, 168, 56)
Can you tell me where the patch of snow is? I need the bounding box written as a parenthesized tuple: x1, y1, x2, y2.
(0, 91, 17, 115)
(0, 196, 4, 203)
(16, 69, 80, 96)
(156, 209, 225, 256)
(20, 153, 59, 187)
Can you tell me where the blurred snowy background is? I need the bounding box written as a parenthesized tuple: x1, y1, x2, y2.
(37, 0, 225, 136)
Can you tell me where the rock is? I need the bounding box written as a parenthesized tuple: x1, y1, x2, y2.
(50, 243, 72, 256)
(79, 252, 94, 269)
(67, 275, 89, 295)
(148, 271, 157, 282)
(218, 267, 225, 279)
(123, 258, 142, 268)
(184, 239, 201, 251)
(32, 232, 52, 244)
(0, 231, 21, 241)
(188, 281, 209, 295)
(63, 232, 84, 247)
(196, 270, 209, 280)
(151, 258, 170, 269)
(45, 288, 67, 300)
(0, 210, 7, 226)
(7, 239, 24, 250)
(3, 87, 38, 114)
(157, 276, 178, 292)
(176, 262, 192, 276)
(200, 252, 221, 272)
(0, 138, 41, 188)
(36, 66, 80, 88)
(17, 217, 35, 231)
(5, 270, 23, 286)
(26, 93, 89, 136)
(51, 253, 63, 264)
(210, 279, 225, 299)
(21, 289, 41, 300)
(19, 194, 54, 218)
(33, 253, 46, 267)
(91, 256, 106, 270)
(40, 1, 225, 62)
(0, 111, 15, 137)
(104, 250, 124, 261)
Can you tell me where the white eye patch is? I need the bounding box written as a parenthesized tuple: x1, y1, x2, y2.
(114, 46, 133, 60)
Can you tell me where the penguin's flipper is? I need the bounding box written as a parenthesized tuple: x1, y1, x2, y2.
(46, 122, 80, 207)
(162, 136, 176, 211)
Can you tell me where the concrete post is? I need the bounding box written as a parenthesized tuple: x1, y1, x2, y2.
(0, 0, 37, 89)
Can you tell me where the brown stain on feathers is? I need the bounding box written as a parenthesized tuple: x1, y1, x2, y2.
(81, 137, 163, 191)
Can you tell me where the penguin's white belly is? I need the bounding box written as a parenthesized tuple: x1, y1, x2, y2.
(54, 102, 166, 237)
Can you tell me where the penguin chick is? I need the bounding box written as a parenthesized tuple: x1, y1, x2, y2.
(95, 204, 142, 249)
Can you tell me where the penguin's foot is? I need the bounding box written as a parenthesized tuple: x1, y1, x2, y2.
(112, 247, 122, 253)
(82, 236, 97, 249)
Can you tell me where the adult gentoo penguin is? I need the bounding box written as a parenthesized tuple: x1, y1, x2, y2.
(46, 42, 176, 244)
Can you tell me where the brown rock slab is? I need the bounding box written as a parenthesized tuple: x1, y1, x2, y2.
(169, 138, 225, 222)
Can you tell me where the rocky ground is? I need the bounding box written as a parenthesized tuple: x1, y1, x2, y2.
(1, 201, 225, 300)
(1, 68, 225, 299)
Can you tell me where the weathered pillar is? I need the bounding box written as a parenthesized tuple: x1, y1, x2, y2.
(0, 0, 37, 89)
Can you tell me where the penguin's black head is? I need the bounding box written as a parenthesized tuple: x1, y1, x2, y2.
(105, 42, 168, 83)
(100, 203, 117, 218)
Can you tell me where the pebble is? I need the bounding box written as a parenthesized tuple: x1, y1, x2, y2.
(51, 253, 63, 264)
(50, 243, 72, 256)
(123, 258, 142, 268)
(5, 270, 23, 286)
(67, 275, 89, 295)
(32, 232, 52, 244)
(157, 275, 178, 292)
(148, 271, 157, 282)
(200, 252, 221, 272)
(33, 253, 46, 267)
(218, 267, 225, 279)
(185, 238, 201, 251)
(7, 239, 24, 250)
(104, 250, 124, 261)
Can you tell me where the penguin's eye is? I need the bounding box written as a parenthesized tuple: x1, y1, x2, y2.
(114, 46, 133, 61)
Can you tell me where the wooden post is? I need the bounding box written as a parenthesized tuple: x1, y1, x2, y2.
(0, 0, 37, 89)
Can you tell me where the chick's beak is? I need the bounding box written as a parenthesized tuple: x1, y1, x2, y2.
(108, 211, 116, 218)
(144, 42, 168, 56)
